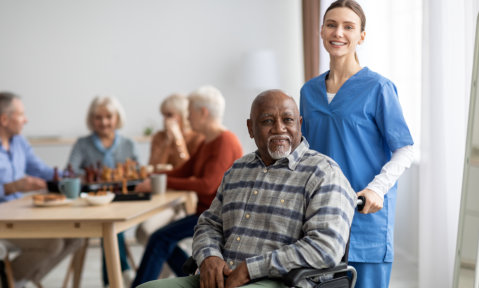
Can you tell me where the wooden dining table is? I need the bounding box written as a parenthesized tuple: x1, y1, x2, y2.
(0, 190, 197, 288)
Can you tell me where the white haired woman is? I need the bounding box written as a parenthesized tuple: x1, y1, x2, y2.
(148, 93, 204, 170)
(67, 95, 138, 287)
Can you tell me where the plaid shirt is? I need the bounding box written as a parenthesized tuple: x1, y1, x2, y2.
(193, 138, 356, 287)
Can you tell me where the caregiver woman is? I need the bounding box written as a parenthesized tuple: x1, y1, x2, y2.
(300, 1, 414, 287)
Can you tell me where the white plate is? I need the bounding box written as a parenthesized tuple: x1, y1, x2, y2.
(82, 192, 115, 206)
(33, 199, 73, 207)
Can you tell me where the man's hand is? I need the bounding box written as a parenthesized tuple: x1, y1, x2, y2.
(225, 261, 250, 288)
(134, 178, 151, 192)
(357, 188, 383, 214)
(4, 176, 46, 195)
(199, 256, 231, 288)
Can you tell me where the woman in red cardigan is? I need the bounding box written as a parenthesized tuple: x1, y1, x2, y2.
(132, 85, 243, 286)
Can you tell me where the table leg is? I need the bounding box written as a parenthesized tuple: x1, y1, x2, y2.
(103, 224, 123, 288)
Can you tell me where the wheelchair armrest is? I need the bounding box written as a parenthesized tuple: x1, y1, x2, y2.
(183, 256, 198, 275)
(284, 263, 356, 287)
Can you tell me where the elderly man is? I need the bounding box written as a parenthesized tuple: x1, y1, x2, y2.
(0, 92, 81, 287)
(137, 90, 356, 288)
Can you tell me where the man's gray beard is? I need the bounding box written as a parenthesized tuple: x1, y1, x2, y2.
(268, 145, 292, 160)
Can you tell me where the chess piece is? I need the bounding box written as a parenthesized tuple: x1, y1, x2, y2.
(139, 166, 148, 180)
(67, 164, 74, 178)
(85, 166, 95, 183)
(122, 178, 128, 194)
(102, 167, 112, 182)
(53, 167, 60, 182)
(96, 161, 103, 182)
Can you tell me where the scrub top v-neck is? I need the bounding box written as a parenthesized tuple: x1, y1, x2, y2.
(300, 67, 413, 262)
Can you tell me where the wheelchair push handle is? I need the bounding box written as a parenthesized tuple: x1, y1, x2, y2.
(357, 196, 366, 211)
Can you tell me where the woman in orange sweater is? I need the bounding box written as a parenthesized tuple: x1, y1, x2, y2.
(132, 85, 243, 286)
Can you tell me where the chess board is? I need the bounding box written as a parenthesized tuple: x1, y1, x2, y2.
(47, 179, 151, 201)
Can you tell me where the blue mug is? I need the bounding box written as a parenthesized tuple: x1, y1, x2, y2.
(58, 178, 81, 199)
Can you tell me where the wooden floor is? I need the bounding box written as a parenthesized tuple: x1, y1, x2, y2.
(23, 241, 418, 288)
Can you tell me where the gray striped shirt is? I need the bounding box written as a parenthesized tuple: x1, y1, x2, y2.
(193, 138, 356, 287)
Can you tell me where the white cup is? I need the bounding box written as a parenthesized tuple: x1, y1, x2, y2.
(151, 174, 167, 195)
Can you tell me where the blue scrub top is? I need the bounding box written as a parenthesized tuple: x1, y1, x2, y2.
(300, 67, 413, 263)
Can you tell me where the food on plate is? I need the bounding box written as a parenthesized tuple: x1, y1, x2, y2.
(84, 191, 115, 206)
(88, 191, 108, 196)
(33, 194, 66, 204)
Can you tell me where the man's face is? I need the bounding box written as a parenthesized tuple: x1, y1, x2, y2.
(247, 91, 302, 166)
(1, 98, 28, 137)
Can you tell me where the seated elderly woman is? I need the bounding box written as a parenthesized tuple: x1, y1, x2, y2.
(136, 93, 204, 259)
(149, 93, 204, 170)
(131, 85, 243, 287)
(67, 95, 138, 288)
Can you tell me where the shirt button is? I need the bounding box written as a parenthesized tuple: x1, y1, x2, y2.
(280, 199, 285, 204)
(236, 237, 241, 241)
(263, 168, 267, 173)
(245, 214, 250, 219)
(230, 261, 234, 266)
(253, 190, 258, 195)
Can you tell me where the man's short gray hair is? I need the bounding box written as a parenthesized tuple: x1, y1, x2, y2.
(188, 85, 225, 122)
(0, 92, 20, 116)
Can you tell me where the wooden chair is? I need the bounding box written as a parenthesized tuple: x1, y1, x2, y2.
(0, 241, 14, 288)
(62, 239, 89, 288)
(1, 239, 79, 288)
(62, 238, 138, 288)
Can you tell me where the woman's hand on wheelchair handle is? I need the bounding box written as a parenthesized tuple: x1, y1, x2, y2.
(357, 188, 383, 214)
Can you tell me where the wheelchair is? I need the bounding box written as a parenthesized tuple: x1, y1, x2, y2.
(183, 196, 365, 288)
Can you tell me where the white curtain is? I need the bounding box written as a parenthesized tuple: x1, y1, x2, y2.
(318, 0, 478, 286)
(420, 0, 477, 287)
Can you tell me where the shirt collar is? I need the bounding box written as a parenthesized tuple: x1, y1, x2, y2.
(0, 135, 18, 153)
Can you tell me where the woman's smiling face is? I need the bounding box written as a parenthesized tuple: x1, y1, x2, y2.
(321, 7, 365, 59)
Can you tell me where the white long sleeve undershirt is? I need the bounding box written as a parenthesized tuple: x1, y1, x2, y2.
(366, 145, 414, 198)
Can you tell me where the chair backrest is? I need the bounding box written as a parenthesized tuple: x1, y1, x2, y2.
(0, 241, 14, 288)
(0, 243, 7, 261)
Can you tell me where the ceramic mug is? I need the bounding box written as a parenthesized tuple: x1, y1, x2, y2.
(150, 174, 167, 195)
(58, 177, 81, 199)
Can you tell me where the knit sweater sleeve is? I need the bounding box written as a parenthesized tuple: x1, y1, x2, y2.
(167, 131, 242, 212)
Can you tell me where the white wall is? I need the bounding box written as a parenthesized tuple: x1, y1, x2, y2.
(1, 0, 422, 272)
(0, 0, 304, 160)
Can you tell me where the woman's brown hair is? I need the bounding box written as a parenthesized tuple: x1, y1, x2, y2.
(324, 0, 366, 32)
